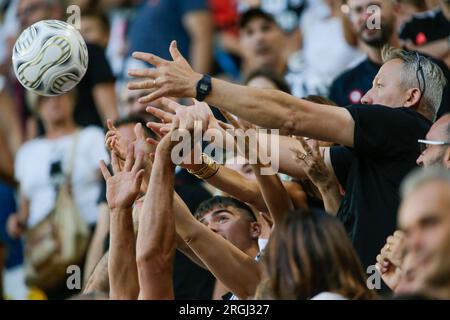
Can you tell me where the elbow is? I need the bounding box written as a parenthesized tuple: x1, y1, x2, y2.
(136, 250, 175, 274)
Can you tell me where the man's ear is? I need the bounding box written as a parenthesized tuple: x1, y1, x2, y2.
(250, 221, 261, 240)
(403, 88, 422, 108)
(443, 147, 450, 170)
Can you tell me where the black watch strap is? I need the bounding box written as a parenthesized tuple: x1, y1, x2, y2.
(196, 74, 212, 101)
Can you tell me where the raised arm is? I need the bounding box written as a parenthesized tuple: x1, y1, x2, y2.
(128, 41, 355, 147)
(99, 145, 145, 300)
(173, 191, 261, 299)
(136, 132, 177, 300)
(223, 112, 295, 226)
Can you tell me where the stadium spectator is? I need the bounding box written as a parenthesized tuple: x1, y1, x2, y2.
(128, 41, 446, 273)
(126, 0, 213, 75)
(6, 90, 107, 298)
(256, 208, 377, 300)
(329, 0, 400, 107)
(395, 0, 429, 30)
(398, 167, 450, 299)
(400, 0, 450, 68)
(416, 113, 450, 168)
(287, 0, 364, 97)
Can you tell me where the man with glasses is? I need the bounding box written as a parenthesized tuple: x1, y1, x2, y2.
(417, 113, 450, 168)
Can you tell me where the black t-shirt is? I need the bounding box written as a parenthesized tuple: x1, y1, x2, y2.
(330, 105, 431, 269)
(173, 169, 216, 300)
(329, 58, 380, 107)
(399, 9, 450, 45)
(74, 43, 115, 128)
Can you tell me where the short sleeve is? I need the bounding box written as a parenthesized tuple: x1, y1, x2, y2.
(179, 0, 208, 15)
(329, 146, 354, 187)
(346, 105, 426, 159)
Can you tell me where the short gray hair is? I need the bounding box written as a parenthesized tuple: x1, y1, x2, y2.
(400, 167, 450, 199)
(382, 46, 447, 121)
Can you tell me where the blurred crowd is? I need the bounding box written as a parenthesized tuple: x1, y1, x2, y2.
(0, 0, 449, 300)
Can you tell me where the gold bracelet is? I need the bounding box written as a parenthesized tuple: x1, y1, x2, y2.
(188, 154, 220, 180)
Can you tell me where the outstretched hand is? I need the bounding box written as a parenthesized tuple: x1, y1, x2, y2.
(128, 40, 202, 103)
(100, 144, 145, 210)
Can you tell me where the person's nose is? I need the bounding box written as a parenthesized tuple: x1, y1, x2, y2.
(361, 91, 373, 105)
(208, 221, 219, 233)
(416, 153, 424, 167)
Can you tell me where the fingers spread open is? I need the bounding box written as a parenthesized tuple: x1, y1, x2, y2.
(160, 97, 181, 113)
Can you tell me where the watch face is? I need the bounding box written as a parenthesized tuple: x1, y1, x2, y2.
(200, 83, 208, 92)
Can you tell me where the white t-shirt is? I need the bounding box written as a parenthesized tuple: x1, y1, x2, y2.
(15, 127, 108, 227)
(286, 1, 364, 98)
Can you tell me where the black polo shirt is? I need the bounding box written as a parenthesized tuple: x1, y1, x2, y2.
(399, 9, 450, 46)
(328, 58, 380, 107)
(330, 105, 431, 270)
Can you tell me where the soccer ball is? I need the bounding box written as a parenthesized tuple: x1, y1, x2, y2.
(12, 20, 89, 96)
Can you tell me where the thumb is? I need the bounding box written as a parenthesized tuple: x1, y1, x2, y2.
(169, 40, 183, 61)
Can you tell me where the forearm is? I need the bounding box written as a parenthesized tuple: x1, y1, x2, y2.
(417, 38, 450, 59)
(83, 204, 110, 285)
(136, 146, 175, 299)
(186, 12, 213, 74)
(205, 166, 269, 212)
(205, 79, 298, 134)
(83, 251, 110, 294)
(251, 164, 294, 226)
(317, 182, 342, 215)
(173, 194, 260, 299)
(93, 83, 119, 124)
(190, 34, 213, 75)
(109, 208, 139, 299)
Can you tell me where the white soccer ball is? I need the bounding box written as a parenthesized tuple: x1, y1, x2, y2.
(12, 20, 89, 96)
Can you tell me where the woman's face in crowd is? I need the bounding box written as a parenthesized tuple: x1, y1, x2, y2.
(38, 94, 74, 126)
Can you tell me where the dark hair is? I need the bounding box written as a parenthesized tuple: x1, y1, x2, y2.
(303, 95, 338, 106)
(258, 208, 377, 300)
(239, 8, 277, 30)
(194, 196, 256, 222)
(82, 9, 110, 33)
(112, 114, 157, 140)
(245, 68, 291, 94)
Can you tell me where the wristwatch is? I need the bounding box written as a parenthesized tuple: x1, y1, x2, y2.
(196, 74, 212, 101)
